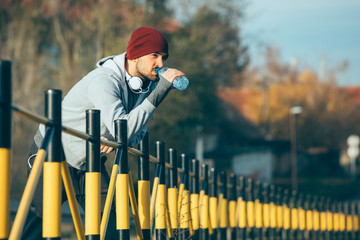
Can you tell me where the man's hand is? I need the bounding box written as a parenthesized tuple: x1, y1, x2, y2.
(161, 68, 185, 83)
(100, 136, 113, 154)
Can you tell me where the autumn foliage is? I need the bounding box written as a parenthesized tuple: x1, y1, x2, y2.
(220, 48, 360, 154)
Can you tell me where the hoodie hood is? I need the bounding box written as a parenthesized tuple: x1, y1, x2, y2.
(96, 53, 127, 80)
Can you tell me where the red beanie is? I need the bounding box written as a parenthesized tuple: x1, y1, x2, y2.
(126, 26, 169, 60)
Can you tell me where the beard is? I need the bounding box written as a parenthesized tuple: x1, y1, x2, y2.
(136, 59, 159, 83)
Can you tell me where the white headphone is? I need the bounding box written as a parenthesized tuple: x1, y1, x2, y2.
(127, 76, 143, 91)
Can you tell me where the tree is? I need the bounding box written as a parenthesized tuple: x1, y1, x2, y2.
(0, 0, 148, 192)
(1, 0, 55, 194)
(239, 48, 360, 153)
(147, 2, 249, 152)
(1, 0, 249, 191)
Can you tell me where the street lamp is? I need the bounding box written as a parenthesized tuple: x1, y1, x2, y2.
(347, 135, 360, 180)
(290, 106, 303, 191)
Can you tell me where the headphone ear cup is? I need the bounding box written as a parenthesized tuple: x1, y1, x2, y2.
(128, 77, 143, 91)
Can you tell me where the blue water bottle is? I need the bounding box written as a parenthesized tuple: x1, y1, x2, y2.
(156, 67, 189, 90)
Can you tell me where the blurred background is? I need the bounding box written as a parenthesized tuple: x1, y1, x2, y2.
(1, 0, 360, 202)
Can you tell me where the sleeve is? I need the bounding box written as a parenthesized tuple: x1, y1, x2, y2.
(147, 76, 172, 107)
(87, 75, 156, 146)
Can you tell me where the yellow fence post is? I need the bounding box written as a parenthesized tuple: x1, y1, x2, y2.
(246, 178, 255, 239)
(155, 141, 167, 240)
(209, 168, 218, 240)
(199, 164, 210, 240)
(138, 133, 150, 240)
(269, 185, 277, 239)
(190, 159, 200, 239)
(0, 61, 11, 240)
(179, 154, 190, 240)
(85, 110, 101, 240)
(229, 174, 237, 240)
(115, 119, 130, 240)
(237, 176, 247, 240)
(219, 171, 228, 239)
(167, 148, 178, 239)
(42, 89, 62, 240)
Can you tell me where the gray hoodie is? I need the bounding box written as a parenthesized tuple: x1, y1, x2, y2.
(37, 53, 171, 170)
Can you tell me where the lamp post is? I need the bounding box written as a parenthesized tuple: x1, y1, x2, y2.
(347, 135, 360, 181)
(289, 106, 302, 192)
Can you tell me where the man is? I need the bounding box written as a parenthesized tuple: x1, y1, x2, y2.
(22, 26, 185, 239)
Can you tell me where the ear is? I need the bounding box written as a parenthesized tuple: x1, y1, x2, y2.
(126, 58, 138, 76)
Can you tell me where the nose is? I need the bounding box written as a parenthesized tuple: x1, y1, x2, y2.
(156, 56, 164, 68)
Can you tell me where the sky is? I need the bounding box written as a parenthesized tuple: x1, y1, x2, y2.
(241, 0, 360, 86)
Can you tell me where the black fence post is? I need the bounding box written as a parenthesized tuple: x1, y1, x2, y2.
(261, 183, 270, 240)
(85, 109, 101, 240)
(275, 187, 283, 240)
(219, 171, 227, 239)
(331, 199, 339, 240)
(115, 119, 130, 240)
(139, 132, 150, 240)
(254, 180, 263, 240)
(246, 178, 255, 240)
(43, 89, 62, 240)
(290, 191, 298, 240)
(179, 153, 190, 240)
(0, 60, 11, 240)
(155, 141, 167, 240)
(200, 163, 209, 240)
(168, 148, 178, 239)
(310, 196, 319, 240)
(326, 198, 334, 240)
(229, 174, 237, 240)
(282, 189, 290, 240)
(344, 201, 351, 240)
(209, 168, 218, 240)
(269, 184, 277, 240)
(355, 201, 360, 240)
(190, 159, 200, 239)
(297, 193, 306, 240)
(238, 176, 246, 240)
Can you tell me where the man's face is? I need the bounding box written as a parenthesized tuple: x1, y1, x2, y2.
(135, 52, 168, 82)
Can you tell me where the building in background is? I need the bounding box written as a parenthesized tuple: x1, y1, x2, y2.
(201, 86, 360, 184)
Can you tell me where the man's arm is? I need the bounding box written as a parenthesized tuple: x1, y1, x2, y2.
(88, 68, 184, 147)
(87, 75, 153, 143)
